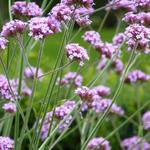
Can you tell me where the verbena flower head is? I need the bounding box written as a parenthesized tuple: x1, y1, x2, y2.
(95, 42, 117, 59)
(97, 55, 108, 70)
(87, 137, 111, 150)
(125, 70, 150, 83)
(22, 86, 32, 97)
(135, 0, 150, 10)
(142, 111, 150, 130)
(106, 0, 136, 12)
(121, 136, 150, 150)
(124, 24, 150, 53)
(65, 43, 89, 66)
(60, 72, 83, 87)
(112, 59, 124, 74)
(112, 33, 125, 46)
(1, 20, 27, 37)
(92, 98, 124, 116)
(2, 102, 16, 113)
(40, 100, 76, 140)
(0, 136, 14, 150)
(92, 85, 111, 97)
(0, 37, 8, 50)
(24, 66, 43, 80)
(49, 3, 72, 22)
(28, 16, 61, 40)
(74, 7, 93, 27)
(11, 1, 42, 17)
(82, 30, 101, 46)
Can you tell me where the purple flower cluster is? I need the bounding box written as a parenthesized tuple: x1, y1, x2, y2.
(121, 136, 150, 150)
(123, 12, 150, 26)
(142, 111, 150, 130)
(82, 30, 101, 46)
(2, 102, 16, 113)
(11, 1, 42, 17)
(0, 37, 8, 50)
(124, 24, 150, 53)
(135, 0, 150, 9)
(125, 70, 150, 83)
(106, 0, 136, 12)
(65, 43, 89, 66)
(0, 136, 14, 150)
(112, 33, 126, 47)
(28, 17, 61, 40)
(1, 20, 27, 38)
(87, 137, 111, 150)
(24, 66, 43, 80)
(40, 100, 76, 140)
(59, 72, 83, 87)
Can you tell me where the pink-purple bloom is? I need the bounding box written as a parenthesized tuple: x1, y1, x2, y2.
(121, 136, 150, 150)
(112, 33, 125, 47)
(82, 30, 101, 46)
(0, 136, 14, 150)
(0, 37, 8, 50)
(1, 20, 27, 37)
(142, 111, 150, 130)
(87, 137, 111, 150)
(135, 0, 150, 9)
(11, 1, 42, 17)
(2, 102, 16, 113)
(65, 43, 89, 66)
(112, 59, 124, 74)
(59, 72, 83, 87)
(124, 24, 150, 53)
(125, 70, 150, 83)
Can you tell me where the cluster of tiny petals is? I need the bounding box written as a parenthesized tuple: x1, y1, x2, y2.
(40, 100, 76, 140)
(2, 102, 16, 113)
(66, 43, 89, 66)
(82, 30, 101, 46)
(0, 136, 14, 150)
(142, 111, 150, 130)
(11, 1, 42, 17)
(124, 24, 150, 53)
(112, 59, 124, 74)
(125, 70, 150, 83)
(92, 98, 124, 116)
(1, 20, 27, 37)
(95, 42, 117, 59)
(92, 85, 111, 97)
(112, 33, 126, 46)
(0, 37, 8, 50)
(106, 0, 136, 12)
(49, 3, 72, 22)
(24, 66, 43, 80)
(60, 72, 83, 87)
(87, 137, 111, 150)
(123, 12, 150, 26)
(121, 136, 150, 150)
(135, 0, 150, 9)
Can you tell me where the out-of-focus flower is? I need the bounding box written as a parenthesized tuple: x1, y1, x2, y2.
(22, 86, 32, 97)
(92, 98, 124, 116)
(82, 30, 101, 46)
(135, 0, 150, 10)
(125, 70, 150, 83)
(121, 136, 150, 150)
(40, 100, 76, 140)
(65, 43, 89, 66)
(112, 59, 124, 74)
(24, 66, 43, 80)
(95, 42, 117, 59)
(2, 102, 16, 113)
(11, 1, 42, 17)
(74, 7, 93, 27)
(97, 55, 108, 70)
(106, 0, 136, 12)
(112, 33, 125, 47)
(124, 24, 150, 53)
(87, 137, 111, 150)
(49, 3, 72, 22)
(28, 16, 61, 40)
(1, 20, 27, 37)
(142, 111, 150, 130)
(0, 136, 14, 150)
(0, 37, 8, 50)
(92, 85, 111, 97)
(59, 72, 83, 87)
